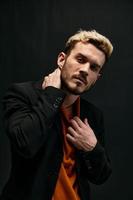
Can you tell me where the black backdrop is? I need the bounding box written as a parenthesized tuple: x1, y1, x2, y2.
(0, 0, 133, 199)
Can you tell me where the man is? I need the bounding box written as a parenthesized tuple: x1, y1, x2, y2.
(1, 29, 113, 200)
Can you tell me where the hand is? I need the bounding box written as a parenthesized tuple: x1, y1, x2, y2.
(66, 116, 97, 152)
(42, 68, 61, 89)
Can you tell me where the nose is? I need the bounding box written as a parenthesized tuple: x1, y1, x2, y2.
(79, 63, 90, 77)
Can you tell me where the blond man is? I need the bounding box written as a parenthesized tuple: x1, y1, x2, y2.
(1, 29, 113, 200)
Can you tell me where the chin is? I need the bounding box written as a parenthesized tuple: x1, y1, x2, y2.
(61, 78, 89, 95)
(66, 86, 87, 95)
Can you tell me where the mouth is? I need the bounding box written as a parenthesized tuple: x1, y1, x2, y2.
(73, 76, 87, 85)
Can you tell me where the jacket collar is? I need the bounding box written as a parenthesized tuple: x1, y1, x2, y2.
(33, 79, 91, 121)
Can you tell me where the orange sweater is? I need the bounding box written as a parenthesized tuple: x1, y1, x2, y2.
(52, 98, 80, 200)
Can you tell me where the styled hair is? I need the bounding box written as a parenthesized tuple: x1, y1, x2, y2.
(64, 29, 113, 61)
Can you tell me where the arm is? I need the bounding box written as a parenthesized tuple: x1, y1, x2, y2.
(3, 69, 65, 158)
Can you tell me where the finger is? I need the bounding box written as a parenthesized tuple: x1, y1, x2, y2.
(55, 68, 60, 73)
(44, 77, 49, 84)
(73, 116, 85, 128)
(42, 76, 48, 88)
(66, 133, 76, 144)
(48, 73, 53, 77)
(53, 68, 61, 79)
(70, 119, 80, 131)
(68, 126, 77, 137)
(44, 76, 48, 81)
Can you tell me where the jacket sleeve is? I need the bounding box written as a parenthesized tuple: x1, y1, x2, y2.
(3, 82, 66, 158)
(79, 110, 112, 185)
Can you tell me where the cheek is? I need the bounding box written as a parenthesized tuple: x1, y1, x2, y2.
(87, 74, 98, 84)
(61, 64, 72, 78)
(61, 67, 70, 80)
(61, 66, 66, 74)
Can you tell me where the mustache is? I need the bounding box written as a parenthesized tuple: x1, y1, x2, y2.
(72, 74, 87, 84)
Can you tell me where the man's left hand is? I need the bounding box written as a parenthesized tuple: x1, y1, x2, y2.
(66, 116, 97, 152)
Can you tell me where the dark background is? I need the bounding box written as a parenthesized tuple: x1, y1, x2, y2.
(0, 0, 133, 199)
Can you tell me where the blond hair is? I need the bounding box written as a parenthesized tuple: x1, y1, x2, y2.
(64, 29, 113, 61)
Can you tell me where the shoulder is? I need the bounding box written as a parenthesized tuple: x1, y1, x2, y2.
(7, 79, 42, 93)
(3, 80, 42, 105)
(6, 79, 43, 93)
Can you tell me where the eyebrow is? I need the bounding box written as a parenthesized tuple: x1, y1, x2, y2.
(76, 53, 102, 69)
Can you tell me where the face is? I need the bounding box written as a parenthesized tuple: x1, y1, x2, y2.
(57, 42, 106, 95)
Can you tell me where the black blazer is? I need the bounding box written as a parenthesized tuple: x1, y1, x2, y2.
(1, 80, 112, 200)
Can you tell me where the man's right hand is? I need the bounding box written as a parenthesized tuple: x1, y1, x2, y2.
(42, 68, 61, 89)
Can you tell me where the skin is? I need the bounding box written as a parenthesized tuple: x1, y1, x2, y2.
(42, 41, 106, 152)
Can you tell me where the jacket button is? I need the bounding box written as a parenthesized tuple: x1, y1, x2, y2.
(53, 103, 58, 108)
(53, 97, 63, 108)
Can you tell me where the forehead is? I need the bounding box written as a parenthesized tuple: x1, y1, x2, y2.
(70, 41, 106, 66)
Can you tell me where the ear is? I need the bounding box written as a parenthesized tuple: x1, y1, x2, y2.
(57, 52, 66, 69)
(97, 73, 102, 80)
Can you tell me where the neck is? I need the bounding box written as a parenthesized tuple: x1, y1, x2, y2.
(62, 94, 79, 108)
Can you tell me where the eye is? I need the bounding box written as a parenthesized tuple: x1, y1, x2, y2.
(90, 64, 101, 72)
(76, 56, 86, 64)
